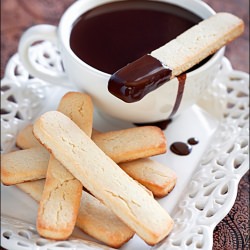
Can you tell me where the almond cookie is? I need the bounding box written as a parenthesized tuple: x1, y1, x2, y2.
(33, 111, 173, 245)
(120, 158, 177, 197)
(92, 126, 166, 163)
(1, 147, 49, 185)
(37, 92, 93, 240)
(17, 180, 134, 248)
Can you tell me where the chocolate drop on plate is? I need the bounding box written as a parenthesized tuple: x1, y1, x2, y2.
(170, 142, 192, 156)
(170, 138, 199, 155)
(188, 137, 199, 145)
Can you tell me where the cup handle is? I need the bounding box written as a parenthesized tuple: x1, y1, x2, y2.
(18, 24, 70, 88)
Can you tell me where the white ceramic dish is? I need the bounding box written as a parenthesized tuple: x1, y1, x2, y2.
(1, 41, 249, 250)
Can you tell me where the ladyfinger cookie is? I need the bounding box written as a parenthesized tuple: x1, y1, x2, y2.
(17, 179, 45, 202)
(76, 191, 134, 248)
(151, 12, 244, 77)
(1, 147, 172, 197)
(16, 124, 41, 149)
(92, 126, 166, 163)
(16, 125, 166, 164)
(33, 111, 173, 245)
(57, 92, 93, 136)
(37, 155, 83, 240)
(16, 92, 93, 149)
(1, 147, 49, 185)
(37, 92, 93, 240)
(120, 158, 177, 198)
(17, 180, 134, 248)
(108, 13, 244, 103)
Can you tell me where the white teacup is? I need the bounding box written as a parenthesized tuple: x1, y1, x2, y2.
(18, 0, 224, 123)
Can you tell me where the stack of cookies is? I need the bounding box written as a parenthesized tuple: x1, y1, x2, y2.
(1, 92, 177, 248)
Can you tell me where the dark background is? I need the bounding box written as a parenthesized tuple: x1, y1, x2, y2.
(1, 0, 249, 249)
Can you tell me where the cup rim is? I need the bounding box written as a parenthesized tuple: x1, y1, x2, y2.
(58, 0, 223, 78)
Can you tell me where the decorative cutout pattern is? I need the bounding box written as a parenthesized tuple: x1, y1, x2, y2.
(1, 216, 112, 250)
(1, 41, 64, 153)
(1, 42, 249, 249)
(153, 59, 249, 250)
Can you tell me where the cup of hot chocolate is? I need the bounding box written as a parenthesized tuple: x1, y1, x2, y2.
(18, 0, 226, 123)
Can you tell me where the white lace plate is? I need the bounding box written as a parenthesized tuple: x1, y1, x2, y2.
(1, 41, 249, 250)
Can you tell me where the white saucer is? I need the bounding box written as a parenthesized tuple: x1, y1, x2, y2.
(1, 41, 249, 250)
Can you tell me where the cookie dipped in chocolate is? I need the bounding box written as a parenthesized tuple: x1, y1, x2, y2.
(108, 55, 172, 103)
(108, 13, 244, 103)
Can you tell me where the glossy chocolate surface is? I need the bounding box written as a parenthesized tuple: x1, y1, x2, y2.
(108, 55, 172, 102)
(170, 142, 192, 156)
(187, 137, 199, 145)
(168, 74, 187, 117)
(70, 0, 201, 74)
(170, 137, 199, 155)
